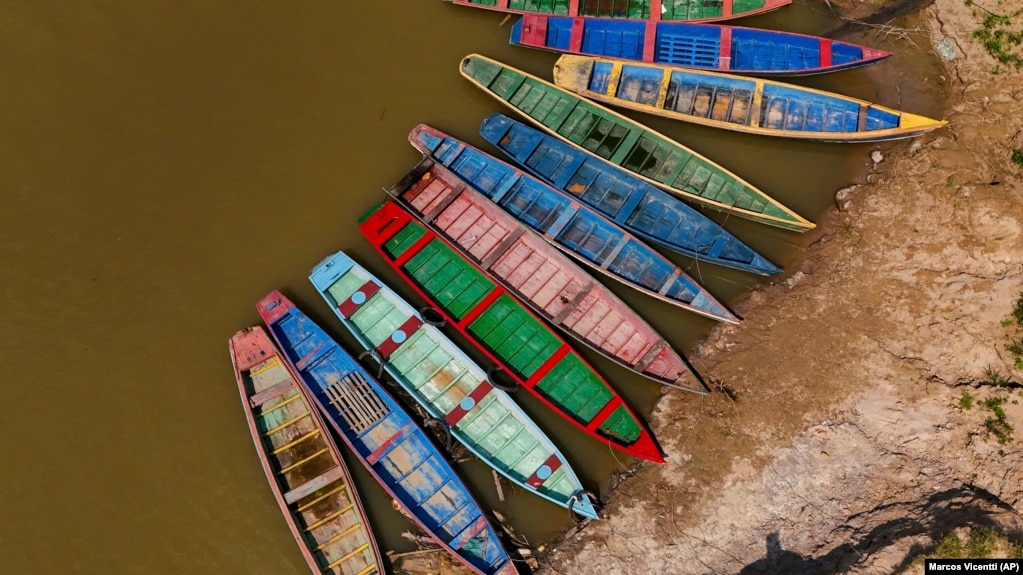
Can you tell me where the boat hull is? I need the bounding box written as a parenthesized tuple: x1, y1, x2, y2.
(510, 15, 890, 76)
(257, 291, 516, 575)
(229, 327, 384, 575)
(478, 113, 780, 276)
(309, 250, 599, 519)
(553, 55, 946, 142)
(358, 199, 666, 462)
(459, 53, 813, 232)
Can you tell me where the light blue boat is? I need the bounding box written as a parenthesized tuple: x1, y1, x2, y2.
(257, 290, 518, 575)
(309, 251, 599, 519)
(478, 113, 780, 276)
(408, 123, 739, 323)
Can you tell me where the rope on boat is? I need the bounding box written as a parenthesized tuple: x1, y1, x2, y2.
(419, 306, 447, 327)
(423, 417, 454, 452)
(357, 349, 386, 379)
(487, 365, 518, 392)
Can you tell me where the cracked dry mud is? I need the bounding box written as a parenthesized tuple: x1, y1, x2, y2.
(539, 1, 1023, 574)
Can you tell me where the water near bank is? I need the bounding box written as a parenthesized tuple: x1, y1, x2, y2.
(0, 2, 945, 573)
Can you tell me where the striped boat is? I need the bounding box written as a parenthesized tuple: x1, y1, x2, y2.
(447, 0, 791, 24)
(388, 159, 707, 393)
(459, 53, 813, 232)
(554, 55, 947, 141)
(257, 291, 517, 575)
(358, 200, 666, 462)
(479, 113, 780, 275)
(229, 327, 383, 575)
(511, 15, 890, 76)
(309, 250, 599, 519)
(408, 123, 739, 323)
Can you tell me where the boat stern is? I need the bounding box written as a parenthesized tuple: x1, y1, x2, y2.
(309, 250, 355, 293)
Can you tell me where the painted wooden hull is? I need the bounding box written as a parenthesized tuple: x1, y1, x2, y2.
(257, 292, 517, 575)
(459, 53, 813, 232)
(408, 123, 739, 323)
(358, 200, 666, 462)
(554, 55, 947, 142)
(388, 158, 707, 394)
(511, 15, 890, 76)
(447, 0, 791, 24)
(309, 250, 599, 519)
(479, 113, 780, 275)
(229, 327, 384, 575)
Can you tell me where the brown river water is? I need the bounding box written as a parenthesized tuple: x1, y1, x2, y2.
(0, 2, 944, 573)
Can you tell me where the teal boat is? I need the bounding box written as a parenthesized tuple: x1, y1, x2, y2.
(309, 250, 598, 519)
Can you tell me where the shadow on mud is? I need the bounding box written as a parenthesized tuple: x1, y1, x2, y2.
(738, 485, 1022, 574)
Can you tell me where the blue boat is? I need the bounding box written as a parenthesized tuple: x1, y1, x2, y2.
(510, 15, 890, 76)
(257, 291, 517, 575)
(309, 251, 599, 519)
(478, 113, 780, 276)
(408, 124, 739, 324)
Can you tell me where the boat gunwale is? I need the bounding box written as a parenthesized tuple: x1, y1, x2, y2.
(458, 52, 815, 232)
(357, 200, 666, 463)
(308, 250, 600, 519)
(229, 326, 385, 575)
(257, 293, 515, 575)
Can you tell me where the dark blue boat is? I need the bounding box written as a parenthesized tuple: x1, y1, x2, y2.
(511, 15, 890, 76)
(478, 113, 780, 276)
(257, 291, 517, 575)
(408, 124, 739, 323)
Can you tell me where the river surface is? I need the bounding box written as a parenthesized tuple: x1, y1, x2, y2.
(0, 2, 945, 573)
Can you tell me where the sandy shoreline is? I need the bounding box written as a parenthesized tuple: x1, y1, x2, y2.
(539, 1, 1023, 573)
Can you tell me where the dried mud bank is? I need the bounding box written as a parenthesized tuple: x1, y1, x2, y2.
(541, 1, 1023, 573)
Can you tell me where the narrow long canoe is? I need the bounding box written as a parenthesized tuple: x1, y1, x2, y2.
(229, 327, 384, 575)
(408, 123, 739, 323)
(310, 250, 599, 519)
(389, 158, 707, 394)
(511, 15, 890, 75)
(479, 113, 780, 275)
(257, 291, 517, 575)
(554, 55, 947, 142)
(447, 0, 791, 24)
(459, 53, 813, 232)
(358, 200, 666, 462)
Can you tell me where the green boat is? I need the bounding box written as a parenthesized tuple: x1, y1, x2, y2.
(309, 250, 599, 518)
(359, 197, 665, 463)
(459, 53, 814, 232)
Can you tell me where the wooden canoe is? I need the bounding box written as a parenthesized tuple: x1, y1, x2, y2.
(459, 53, 813, 232)
(479, 113, 780, 276)
(447, 0, 791, 24)
(511, 15, 890, 76)
(257, 291, 517, 575)
(408, 123, 739, 323)
(229, 326, 384, 575)
(358, 200, 667, 462)
(388, 158, 707, 394)
(309, 250, 599, 519)
(554, 55, 947, 142)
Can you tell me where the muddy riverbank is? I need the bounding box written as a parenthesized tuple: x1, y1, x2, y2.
(539, 1, 1023, 573)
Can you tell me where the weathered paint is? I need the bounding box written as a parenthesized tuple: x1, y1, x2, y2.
(255, 292, 517, 575)
(459, 53, 813, 232)
(447, 0, 791, 23)
(391, 158, 708, 394)
(309, 251, 599, 519)
(358, 199, 665, 463)
(479, 113, 781, 276)
(408, 123, 740, 323)
(553, 55, 947, 142)
(229, 326, 384, 575)
(510, 15, 891, 76)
